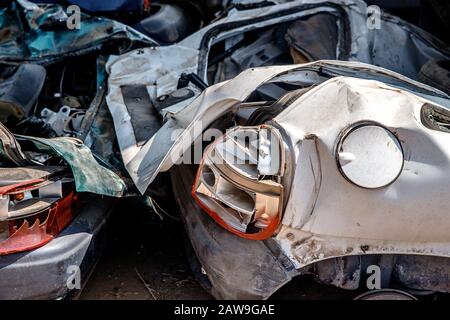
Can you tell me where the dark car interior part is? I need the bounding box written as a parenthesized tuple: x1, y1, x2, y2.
(419, 60, 450, 94)
(206, 11, 343, 85)
(121, 85, 161, 146)
(0, 63, 46, 123)
(133, 3, 197, 44)
(177, 73, 208, 91)
(199, 2, 352, 79)
(285, 13, 339, 61)
(207, 25, 292, 84)
(5, 54, 99, 139)
(245, 87, 313, 126)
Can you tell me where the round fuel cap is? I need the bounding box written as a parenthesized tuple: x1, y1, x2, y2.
(337, 124, 403, 189)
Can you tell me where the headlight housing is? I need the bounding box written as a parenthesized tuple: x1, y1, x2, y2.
(192, 125, 285, 240)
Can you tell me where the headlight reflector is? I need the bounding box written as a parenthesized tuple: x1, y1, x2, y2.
(192, 125, 285, 240)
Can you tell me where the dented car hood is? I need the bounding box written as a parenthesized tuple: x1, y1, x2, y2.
(169, 62, 450, 298)
(273, 76, 450, 268)
(105, 0, 450, 194)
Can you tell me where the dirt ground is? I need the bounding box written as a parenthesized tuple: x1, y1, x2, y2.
(79, 196, 358, 300)
(80, 199, 212, 300)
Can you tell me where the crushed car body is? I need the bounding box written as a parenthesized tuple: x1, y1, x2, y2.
(0, 0, 449, 301)
(0, 0, 154, 299)
(105, 0, 450, 194)
(0, 0, 156, 63)
(170, 61, 450, 299)
(100, 0, 450, 299)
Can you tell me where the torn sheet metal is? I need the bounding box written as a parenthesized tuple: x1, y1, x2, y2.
(0, 123, 125, 197)
(0, 0, 155, 63)
(16, 135, 126, 197)
(273, 76, 450, 268)
(105, 0, 450, 194)
(111, 65, 297, 194)
(171, 63, 450, 298)
(171, 62, 450, 271)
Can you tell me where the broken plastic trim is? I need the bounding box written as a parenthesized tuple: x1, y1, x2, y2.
(0, 191, 78, 255)
(0, 178, 60, 221)
(192, 125, 284, 240)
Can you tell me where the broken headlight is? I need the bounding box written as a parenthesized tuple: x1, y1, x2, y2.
(0, 167, 78, 255)
(192, 125, 285, 240)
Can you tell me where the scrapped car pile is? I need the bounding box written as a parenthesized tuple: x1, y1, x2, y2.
(0, 0, 449, 300)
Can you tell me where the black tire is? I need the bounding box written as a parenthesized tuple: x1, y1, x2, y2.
(170, 165, 213, 295)
(418, 60, 450, 94)
(183, 233, 213, 294)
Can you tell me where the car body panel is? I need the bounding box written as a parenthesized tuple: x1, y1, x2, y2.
(273, 76, 450, 268)
(0, 195, 115, 299)
(105, 0, 450, 194)
(168, 61, 450, 298)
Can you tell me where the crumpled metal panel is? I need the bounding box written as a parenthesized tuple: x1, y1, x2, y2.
(272, 76, 450, 268)
(165, 62, 450, 276)
(0, 63, 46, 122)
(105, 0, 450, 194)
(0, 166, 64, 186)
(110, 65, 295, 194)
(0, 122, 125, 197)
(16, 135, 126, 197)
(167, 63, 450, 297)
(0, 0, 155, 63)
